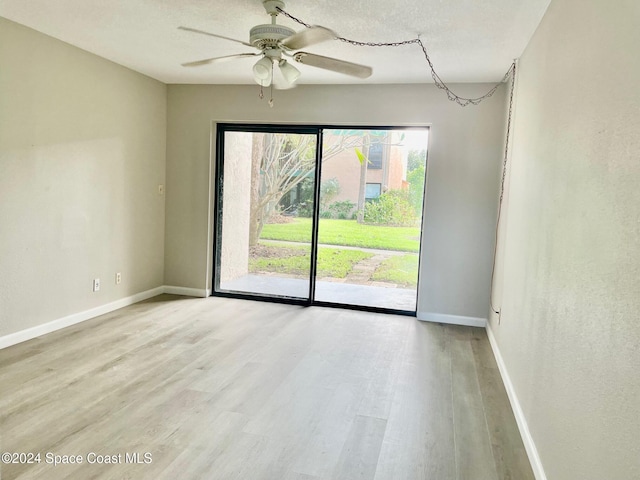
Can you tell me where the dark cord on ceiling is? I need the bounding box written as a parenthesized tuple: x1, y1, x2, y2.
(279, 6, 518, 321)
(276, 6, 516, 107)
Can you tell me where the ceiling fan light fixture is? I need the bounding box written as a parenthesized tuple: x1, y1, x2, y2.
(179, 1, 375, 106)
(253, 56, 273, 82)
(254, 73, 272, 87)
(278, 59, 301, 84)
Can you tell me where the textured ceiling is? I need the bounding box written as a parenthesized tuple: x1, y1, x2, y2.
(0, 0, 550, 85)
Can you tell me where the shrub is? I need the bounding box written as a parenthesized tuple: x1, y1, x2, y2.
(320, 178, 340, 209)
(328, 200, 356, 219)
(364, 190, 416, 226)
(291, 177, 342, 218)
(296, 202, 314, 218)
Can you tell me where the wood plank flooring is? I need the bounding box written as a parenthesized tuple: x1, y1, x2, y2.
(0, 295, 534, 480)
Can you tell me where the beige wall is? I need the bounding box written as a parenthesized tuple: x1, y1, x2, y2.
(489, 0, 640, 479)
(0, 18, 167, 336)
(165, 83, 507, 319)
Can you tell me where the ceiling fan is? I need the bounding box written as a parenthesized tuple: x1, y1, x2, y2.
(178, 0, 373, 87)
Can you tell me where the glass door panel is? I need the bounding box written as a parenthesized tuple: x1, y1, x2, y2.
(216, 129, 318, 301)
(313, 128, 429, 311)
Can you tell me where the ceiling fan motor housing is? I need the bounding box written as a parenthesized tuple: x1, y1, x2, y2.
(250, 24, 295, 49)
(262, 0, 285, 16)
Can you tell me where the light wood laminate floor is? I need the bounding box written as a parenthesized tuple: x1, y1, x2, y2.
(0, 295, 534, 480)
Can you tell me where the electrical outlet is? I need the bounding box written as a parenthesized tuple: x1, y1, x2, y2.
(93, 278, 101, 292)
(116, 272, 121, 285)
(158, 184, 164, 195)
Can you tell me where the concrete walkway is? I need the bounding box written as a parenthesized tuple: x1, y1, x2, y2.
(262, 239, 410, 256)
(220, 275, 417, 311)
(344, 254, 391, 285)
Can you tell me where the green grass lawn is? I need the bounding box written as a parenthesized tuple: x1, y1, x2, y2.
(260, 218, 420, 252)
(251, 242, 419, 287)
(250, 242, 373, 278)
(371, 254, 419, 287)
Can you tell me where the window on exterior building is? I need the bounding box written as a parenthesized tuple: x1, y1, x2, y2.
(365, 183, 382, 200)
(367, 142, 383, 169)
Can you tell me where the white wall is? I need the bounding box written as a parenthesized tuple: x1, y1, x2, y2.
(0, 18, 167, 337)
(165, 83, 507, 319)
(489, 0, 640, 478)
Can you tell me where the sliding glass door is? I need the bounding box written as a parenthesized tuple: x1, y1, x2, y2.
(214, 124, 429, 313)
(313, 128, 428, 311)
(215, 126, 319, 301)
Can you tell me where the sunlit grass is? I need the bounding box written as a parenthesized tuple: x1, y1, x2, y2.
(260, 218, 420, 252)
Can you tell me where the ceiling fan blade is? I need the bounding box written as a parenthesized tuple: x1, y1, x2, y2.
(178, 26, 254, 48)
(280, 26, 336, 50)
(181, 53, 259, 67)
(293, 52, 373, 79)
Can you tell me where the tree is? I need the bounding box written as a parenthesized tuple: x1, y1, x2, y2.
(406, 148, 427, 217)
(354, 132, 403, 223)
(355, 133, 370, 223)
(248, 132, 265, 248)
(247, 131, 407, 245)
(248, 132, 368, 246)
(407, 149, 427, 173)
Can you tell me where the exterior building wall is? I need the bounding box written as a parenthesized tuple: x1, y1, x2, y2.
(219, 132, 252, 283)
(387, 143, 408, 192)
(320, 145, 361, 206)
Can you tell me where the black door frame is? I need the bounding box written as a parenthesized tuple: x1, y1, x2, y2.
(212, 123, 429, 316)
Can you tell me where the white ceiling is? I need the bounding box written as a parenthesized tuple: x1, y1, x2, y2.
(0, 0, 550, 85)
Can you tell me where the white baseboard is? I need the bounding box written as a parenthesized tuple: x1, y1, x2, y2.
(0, 287, 165, 350)
(486, 323, 547, 480)
(0, 285, 213, 350)
(417, 312, 486, 328)
(163, 286, 210, 298)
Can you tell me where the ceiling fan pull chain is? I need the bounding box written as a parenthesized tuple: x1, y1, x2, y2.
(269, 64, 275, 107)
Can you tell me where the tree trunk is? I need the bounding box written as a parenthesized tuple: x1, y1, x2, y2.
(356, 133, 370, 223)
(249, 133, 264, 246)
